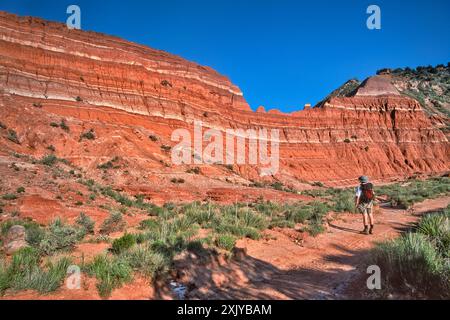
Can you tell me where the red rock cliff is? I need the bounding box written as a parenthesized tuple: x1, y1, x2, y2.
(0, 12, 448, 190)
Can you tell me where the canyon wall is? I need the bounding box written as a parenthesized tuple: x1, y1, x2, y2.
(0, 12, 448, 189)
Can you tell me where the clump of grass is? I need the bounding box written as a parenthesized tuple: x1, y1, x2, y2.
(371, 206, 450, 299)
(332, 190, 355, 212)
(0, 247, 72, 295)
(100, 211, 126, 235)
(161, 145, 171, 152)
(111, 233, 136, 254)
(80, 129, 95, 141)
(38, 218, 84, 255)
(16, 187, 25, 194)
(97, 157, 120, 170)
(2, 193, 17, 201)
(376, 177, 450, 209)
(59, 119, 70, 132)
(40, 154, 58, 166)
(215, 234, 236, 251)
(186, 167, 200, 174)
(84, 255, 132, 298)
(7, 129, 20, 144)
(119, 245, 168, 277)
(75, 212, 95, 234)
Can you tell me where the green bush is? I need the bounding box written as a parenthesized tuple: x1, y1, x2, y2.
(76, 212, 95, 234)
(111, 234, 136, 254)
(7, 129, 20, 144)
(39, 218, 84, 255)
(59, 119, 70, 132)
(0, 247, 72, 295)
(80, 129, 95, 141)
(2, 193, 17, 201)
(41, 154, 58, 166)
(215, 234, 236, 251)
(84, 255, 132, 298)
(16, 187, 25, 194)
(100, 211, 126, 234)
(119, 245, 168, 277)
(373, 232, 449, 298)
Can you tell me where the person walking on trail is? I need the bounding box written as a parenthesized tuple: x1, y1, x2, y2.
(355, 176, 375, 235)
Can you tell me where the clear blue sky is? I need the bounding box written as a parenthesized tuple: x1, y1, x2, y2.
(1, 0, 449, 112)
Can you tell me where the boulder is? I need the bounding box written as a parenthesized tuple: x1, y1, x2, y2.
(3, 225, 28, 255)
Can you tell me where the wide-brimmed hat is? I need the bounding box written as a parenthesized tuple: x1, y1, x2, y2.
(358, 176, 369, 183)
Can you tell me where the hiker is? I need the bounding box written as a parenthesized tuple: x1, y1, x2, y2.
(355, 176, 375, 235)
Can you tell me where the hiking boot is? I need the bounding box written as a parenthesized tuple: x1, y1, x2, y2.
(369, 225, 374, 235)
(362, 226, 369, 235)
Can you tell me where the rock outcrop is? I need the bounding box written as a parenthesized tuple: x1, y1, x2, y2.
(3, 225, 28, 255)
(0, 11, 448, 191)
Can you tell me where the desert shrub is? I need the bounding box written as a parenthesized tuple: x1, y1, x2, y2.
(40, 154, 58, 166)
(160, 80, 172, 87)
(119, 245, 168, 277)
(372, 232, 449, 299)
(111, 233, 136, 254)
(332, 190, 355, 212)
(161, 145, 171, 152)
(186, 167, 200, 174)
(75, 96, 83, 102)
(343, 138, 351, 143)
(304, 221, 326, 237)
(312, 181, 324, 187)
(148, 135, 158, 142)
(2, 193, 17, 201)
(7, 129, 20, 144)
(80, 129, 95, 141)
(215, 234, 236, 251)
(100, 211, 126, 234)
(39, 218, 84, 255)
(75, 212, 95, 234)
(84, 255, 132, 298)
(185, 205, 215, 227)
(139, 219, 160, 231)
(50, 122, 59, 128)
(59, 119, 70, 132)
(170, 178, 185, 184)
(97, 157, 119, 170)
(268, 218, 295, 229)
(16, 187, 25, 194)
(0, 121, 6, 129)
(376, 177, 450, 208)
(271, 182, 284, 191)
(46, 145, 56, 152)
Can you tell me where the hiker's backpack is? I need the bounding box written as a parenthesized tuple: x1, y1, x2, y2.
(360, 183, 374, 203)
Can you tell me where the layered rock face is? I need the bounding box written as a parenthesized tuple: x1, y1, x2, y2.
(0, 12, 448, 191)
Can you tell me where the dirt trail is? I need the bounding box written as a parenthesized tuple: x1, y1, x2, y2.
(199, 196, 450, 300)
